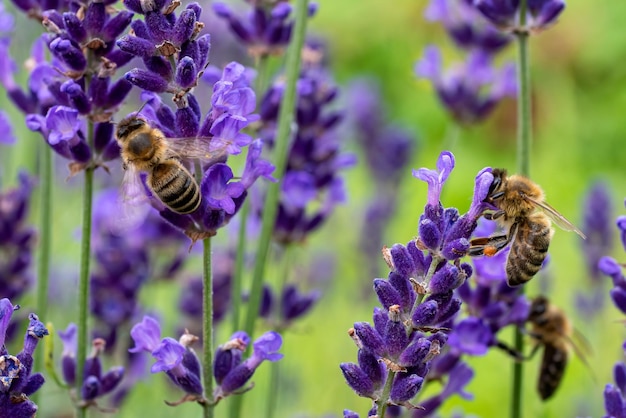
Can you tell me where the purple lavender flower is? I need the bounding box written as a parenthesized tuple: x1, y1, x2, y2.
(473, 0, 565, 33)
(58, 324, 124, 408)
(258, 43, 355, 244)
(425, 0, 513, 53)
(212, 1, 317, 59)
(342, 151, 492, 412)
(213, 331, 283, 400)
(0, 111, 15, 145)
(0, 300, 47, 418)
(601, 199, 626, 417)
(129, 316, 203, 400)
(576, 181, 614, 316)
(0, 173, 36, 314)
(416, 46, 516, 124)
(3, 2, 133, 174)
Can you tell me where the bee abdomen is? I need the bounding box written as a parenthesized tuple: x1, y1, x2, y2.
(537, 344, 568, 400)
(150, 163, 201, 214)
(506, 219, 552, 286)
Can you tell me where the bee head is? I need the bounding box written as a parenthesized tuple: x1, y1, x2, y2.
(489, 169, 507, 195)
(529, 296, 549, 321)
(116, 116, 147, 142)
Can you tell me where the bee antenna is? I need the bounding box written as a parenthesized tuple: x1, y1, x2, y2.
(134, 99, 151, 117)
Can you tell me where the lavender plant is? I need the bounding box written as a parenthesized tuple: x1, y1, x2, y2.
(341, 151, 495, 416)
(599, 199, 626, 417)
(576, 181, 614, 317)
(0, 299, 48, 418)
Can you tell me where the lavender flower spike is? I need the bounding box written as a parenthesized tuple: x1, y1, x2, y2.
(0, 300, 47, 418)
(474, 0, 566, 33)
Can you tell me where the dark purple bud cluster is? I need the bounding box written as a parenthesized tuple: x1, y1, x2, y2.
(58, 324, 124, 407)
(117, 0, 209, 99)
(0, 299, 48, 418)
(474, 0, 565, 33)
(426, 0, 513, 53)
(213, 331, 283, 401)
(212, 0, 318, 59)
(258, 42, 356, 244)
(0, 174, 36, 313)
(349, 78, 416, 278)
(1, 1, 135, 172)
(258, 283, 320, 328)
(341, 151, 492, 414)
(600, 199, 626, 315)
(416, 0, 518, 125)
(600, 198, 626, 417)
(89, 189, 188, 348)
(576, 181, 614, 316)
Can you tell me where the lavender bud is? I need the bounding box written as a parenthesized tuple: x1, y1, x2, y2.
(419, 218, 441, 250)
(384, 311, 408, 358)
(175, 106, 199, 138)
(372, 307, 387, 336)
(175, 56, 197, 88)
(125, 68, 169, 92)
(102, 11, 134, 41)
(357, 349, 384, 389)
(604, 384, 625, 417)
(398, 338, 431, 368)
(61, 81, 91, 114)
(353, 322, 386, 357)
(117, 35, 157, 58)
(172, 9, 196, 45)
(50, 38, 87, 71)
(610, 287, 626, 315)
(615, 363, 626, 395)
(435, 297, 461, 324)
(411, 300, 438, 328)
(340, 363, 374, 398)
(373, 279, 402, 310)
(106, 78, 133, 108)
(390, 372, 423, 403)
(62, 13, 87, 43)
(429, 265, 460, 294)
(388, 272, 415, 312)
(389, 244, 415, 277)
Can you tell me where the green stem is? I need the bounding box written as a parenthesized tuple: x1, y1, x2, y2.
(264, 245, 292, 418)
(75, 127, 94, 418)
(202, 237, 215, 418)
(230, 2, 309, 416)
(243, 0, 309, 344)
(376, 369, 397, 417)
(512, 2, 531, 418)
(231, 55, 272, 335)
(35, 143, 52, 359)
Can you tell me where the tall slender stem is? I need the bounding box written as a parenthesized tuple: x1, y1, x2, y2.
(35, 143, 52, 360)
(242, 0, 309, 342)
(230, 2, 309, 417)
(264, 245, 292, 418)
(75, 123, 94, 418)
(202, 236, 214, 418)
(512, 2, 531, 418)
(231, 55, 271, 335)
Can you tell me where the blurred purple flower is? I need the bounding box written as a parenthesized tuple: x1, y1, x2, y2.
(416, 46, 516, 124)
(473, 0, 565, 32)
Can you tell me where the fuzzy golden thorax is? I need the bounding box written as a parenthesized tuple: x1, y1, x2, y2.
(492, 172, 545, 221)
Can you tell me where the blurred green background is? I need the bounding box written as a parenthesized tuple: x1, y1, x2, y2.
(2, 0, 626, 417)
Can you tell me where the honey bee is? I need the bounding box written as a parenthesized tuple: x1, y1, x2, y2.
(115, 113, 229, 216)
(497, 296, 590, 401)
(469, 169, 586, 287)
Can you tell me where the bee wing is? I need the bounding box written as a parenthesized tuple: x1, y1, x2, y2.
(112, 165, 151, 234)
(524, 195, 587, 239)
(163, 136, 232, 165)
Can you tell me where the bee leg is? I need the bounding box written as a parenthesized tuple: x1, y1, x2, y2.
(496, 339, 542, 362)
(468, 234, 510, 256)
(484, 210, 506, 221)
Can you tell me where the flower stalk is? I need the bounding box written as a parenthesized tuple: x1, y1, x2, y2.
(76, 121, 94, 418)
(203, 236, 215, 418)
(512, 1, 532, 417)
(243, 0, 310, 342)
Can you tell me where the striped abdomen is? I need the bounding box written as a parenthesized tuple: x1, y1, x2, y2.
(148, 160, 201, 214)
(506, 213, 554, 286)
